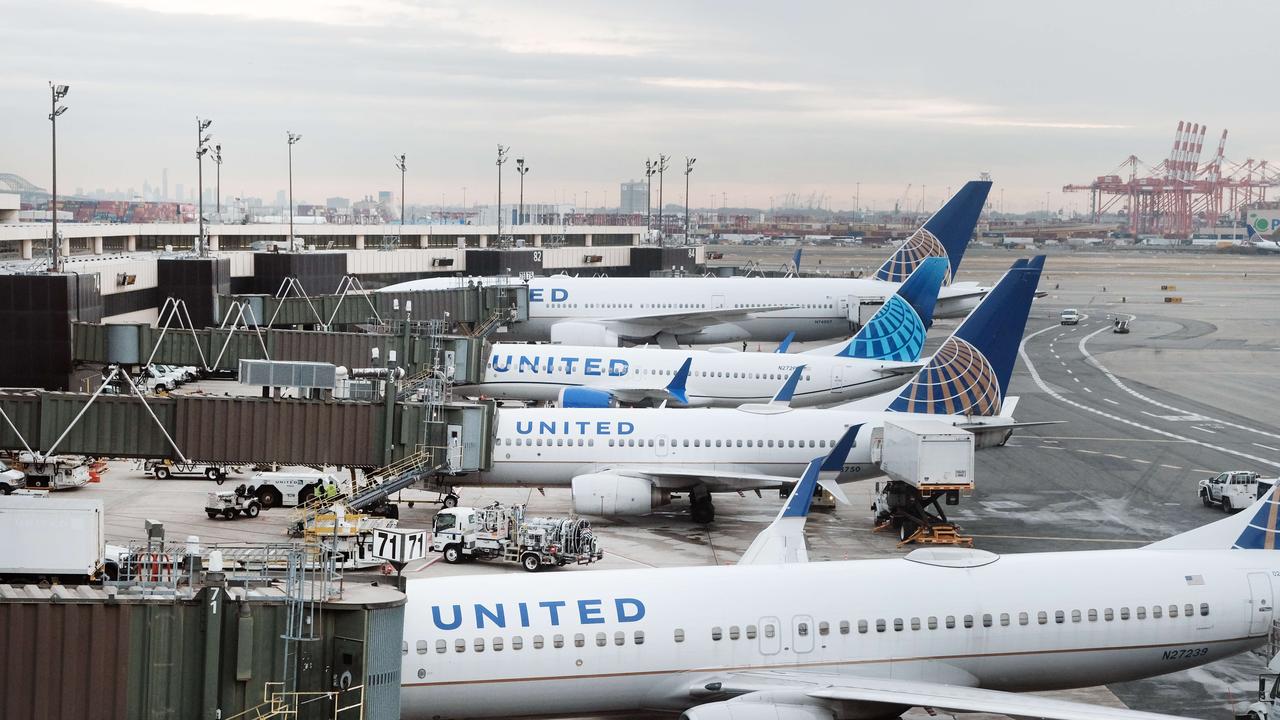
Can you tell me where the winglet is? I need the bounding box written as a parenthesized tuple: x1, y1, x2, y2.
(775, 331, 796, 354)
(666, 357, 692, 405)
(791, 248, 803, 275)
(769, 365, 805, 406)
(740, 424, 860, 565)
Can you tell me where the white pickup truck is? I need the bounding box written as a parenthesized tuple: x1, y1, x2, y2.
(1199, 471, 1276, 513)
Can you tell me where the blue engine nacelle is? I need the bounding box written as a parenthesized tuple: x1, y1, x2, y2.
(558, 387, 618, 409)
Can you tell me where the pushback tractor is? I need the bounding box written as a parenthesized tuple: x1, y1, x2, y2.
(431, 502, 603, 571)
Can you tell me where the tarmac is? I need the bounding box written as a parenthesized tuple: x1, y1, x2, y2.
(77, 245, 1280, 719)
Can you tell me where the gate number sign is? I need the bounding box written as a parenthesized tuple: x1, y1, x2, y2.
(372, 528, 427, 564)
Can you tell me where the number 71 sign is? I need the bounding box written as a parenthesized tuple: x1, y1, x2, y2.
(372, 528, 427, 564)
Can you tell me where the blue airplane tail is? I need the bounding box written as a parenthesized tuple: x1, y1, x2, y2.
(875, 180, 992, 284)
(886, 256, 1043, 416)
(838, 256, 947, 362)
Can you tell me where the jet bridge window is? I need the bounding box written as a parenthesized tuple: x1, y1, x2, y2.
(415, 640, 428, 655)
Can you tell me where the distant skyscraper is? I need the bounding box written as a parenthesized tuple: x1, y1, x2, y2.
(326, 196, 351, 210)
(275, 190, 287, 210)
(378, 190, 393, 205)
(162, 168, 168, 200)
(175, 183, 184, 204)
(620, 180, 647, 214)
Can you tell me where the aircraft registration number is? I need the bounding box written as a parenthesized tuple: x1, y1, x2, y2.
(1161, 647, 1209, 661)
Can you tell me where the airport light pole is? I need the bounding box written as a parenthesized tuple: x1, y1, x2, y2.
(48, 82, 69, 272)
(516, 158, 529, 226)
(287, 131, 302, 244)
(212, 144, 222, 221)
(495, 144, 509, 243)
(683, 157, 696, 242)
(196, 117, 213, 256)
(394, 154, 406, 234)
(656, 154, 669, 242)
(644, 159, 655, 242)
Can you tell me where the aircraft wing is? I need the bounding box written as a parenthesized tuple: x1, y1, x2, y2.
(701, 671, 1188, 720)
(594, 466, 847, 503)
(597, 304, 798, 339)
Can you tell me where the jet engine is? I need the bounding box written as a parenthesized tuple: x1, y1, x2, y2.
(550, 321, 620, 347)
(681, 698, 835, 720)
(571, 473, 670, 515)
(558, 387, 618, 408)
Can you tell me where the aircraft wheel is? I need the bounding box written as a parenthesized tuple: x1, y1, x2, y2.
(691, 499, 715, 524)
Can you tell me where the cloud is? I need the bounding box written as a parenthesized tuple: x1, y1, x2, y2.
(642, 77, 814, 93)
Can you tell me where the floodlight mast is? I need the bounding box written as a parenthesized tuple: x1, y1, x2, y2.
(49, 83, 70, 272)
(287, 131, 302, 247)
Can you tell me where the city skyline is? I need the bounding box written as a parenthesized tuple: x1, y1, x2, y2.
(3, 0, 1279, 214)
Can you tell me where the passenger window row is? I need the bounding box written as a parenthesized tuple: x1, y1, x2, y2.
(410, 630, 648, 655)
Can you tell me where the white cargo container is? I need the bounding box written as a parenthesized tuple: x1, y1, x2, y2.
(0, 495, 107, 581)
(876, 419, 974, 490)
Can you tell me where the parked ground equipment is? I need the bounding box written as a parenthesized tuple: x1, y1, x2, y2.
(1200, 471, 1278, 513)
(0, 495, 117, 582)
(205, 484, 262, 520)
(869, 419, 975, 546)
(431, 502, 603, 571)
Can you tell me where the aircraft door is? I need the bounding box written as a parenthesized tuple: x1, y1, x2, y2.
(830, 365, 844, 395)
(656, 434, 669, 457)
(758, 616, 781, 655)
(792, 615, 815, 654)
(1248, 572, 1274, 636)
(712, 295, 725, 310)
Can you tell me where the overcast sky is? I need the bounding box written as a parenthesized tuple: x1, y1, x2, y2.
(2, 0, 1277, 213)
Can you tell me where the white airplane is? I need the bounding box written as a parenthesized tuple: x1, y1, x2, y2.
(452, 257, 1045, 522)
(381, 181, 992, 347)
(401, 425, 1278, 720)
(464, 257, 949, 408)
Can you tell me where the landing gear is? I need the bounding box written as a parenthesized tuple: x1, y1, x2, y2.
(690, 487, 715, 524)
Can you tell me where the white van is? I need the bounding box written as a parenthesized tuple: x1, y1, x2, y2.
(249, 471, 346, 509)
